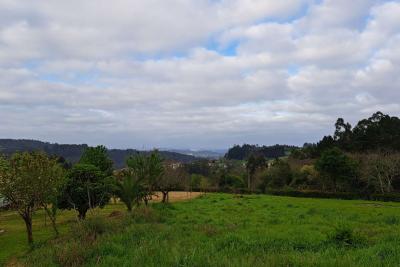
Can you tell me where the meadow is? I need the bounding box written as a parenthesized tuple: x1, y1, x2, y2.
(1, 193, 400, 266)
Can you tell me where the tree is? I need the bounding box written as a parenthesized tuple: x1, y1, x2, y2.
(360, 153, 400, 194)
(189, 174, 202, 191)
(334, 118, 352, 150)
(126, 151, 164, 205)
(315, 148, 358, 192)
(158, 164, 186, 203)
(114, 169, 144, 211)
(80, 145, 113, 176)
(290, 165, 320, 190)
(0, 152, 66, 243)
(58, 164, 113, 219)
(259, 159, 293, 191)
(246, 153, 266, 190)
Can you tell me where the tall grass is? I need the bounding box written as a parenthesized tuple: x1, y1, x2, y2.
(2, 193, 400, 266)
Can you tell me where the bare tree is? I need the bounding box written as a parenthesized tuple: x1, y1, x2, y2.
(158, 163, 187, 203)
(362, 152, 400, 194)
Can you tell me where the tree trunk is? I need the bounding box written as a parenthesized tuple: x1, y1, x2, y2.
(332, 176, 337, 192)
(78, 209, 87, 220)
(247, 171, 251, 190)
(21, 212, 33, 244)
(161, 191, 169, 203)
(127, 202, 132, 212)
(43, 206, 59, 236)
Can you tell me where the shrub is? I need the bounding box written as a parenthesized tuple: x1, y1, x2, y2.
(328, 223, 365, 247)
(383, 215, 400, 225)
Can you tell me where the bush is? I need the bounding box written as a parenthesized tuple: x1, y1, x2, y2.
(328, 223, 365, 247)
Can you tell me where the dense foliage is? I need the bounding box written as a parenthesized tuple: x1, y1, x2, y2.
(58, 163, 113, 219)
(294, 112, 400, 158)
(0, 152, 65, 243)
(225, 144, 295, 160)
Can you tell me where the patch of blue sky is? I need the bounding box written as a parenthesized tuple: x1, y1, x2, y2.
(38, 70, 101, 86)
(287, 64, 300, 76)
(126, 49, 190, 62)
(255, 1, 314, 25)
(23, 59, 41, 70)
(206, 38, 239, 56)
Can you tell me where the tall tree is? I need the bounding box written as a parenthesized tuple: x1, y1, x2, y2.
(263, 159, 293, 189)
(80, 145, 113, 176)
(0, 152, 65, 243)
(315, 148, 358, 192)
(246, 153, 266, 190)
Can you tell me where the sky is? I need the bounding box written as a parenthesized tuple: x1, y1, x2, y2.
(0, 0, 399, 150)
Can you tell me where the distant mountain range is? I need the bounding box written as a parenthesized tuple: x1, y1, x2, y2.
(0, 139, 199, 169)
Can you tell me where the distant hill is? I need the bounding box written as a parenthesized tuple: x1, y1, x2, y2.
(0, 139, 198, 169)
(225, 144, 298, 160)
(163, 149, 226, 159)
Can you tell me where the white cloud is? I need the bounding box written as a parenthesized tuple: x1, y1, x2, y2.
(0, 0, 399, 149)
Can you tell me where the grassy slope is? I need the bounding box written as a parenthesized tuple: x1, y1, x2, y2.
(2, 194, 400, 266)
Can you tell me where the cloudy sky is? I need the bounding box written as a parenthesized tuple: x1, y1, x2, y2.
(0, 0, 399, 149)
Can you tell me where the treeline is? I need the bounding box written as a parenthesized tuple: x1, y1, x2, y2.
(225, 144, 296, 160)
(0, 139, 197, 168)
(294, 111, 400, 158)
(187, 112, 400, 198)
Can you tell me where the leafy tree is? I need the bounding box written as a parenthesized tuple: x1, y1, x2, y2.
(290, 165, 320, 190)
(315, 148, 358, 192)
(246, 153, 266, 190)
(189, 174, 203, 190)
(217, 172, 245, 190)
(260, 159, 292, 190)
(197, 176, 211, 194)
(0, 152, 65, 243)
(184, 159, 211, 177)
(126, 151, 164, 205)
(80, 145, 113, 176)
(334, 118, 352, 150)
(58, 164, 113, 219)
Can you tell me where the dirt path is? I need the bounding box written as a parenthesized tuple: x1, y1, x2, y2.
(151, 191, 203, 202)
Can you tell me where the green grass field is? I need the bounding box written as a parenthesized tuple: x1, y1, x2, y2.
(1, 194, 400, 266)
